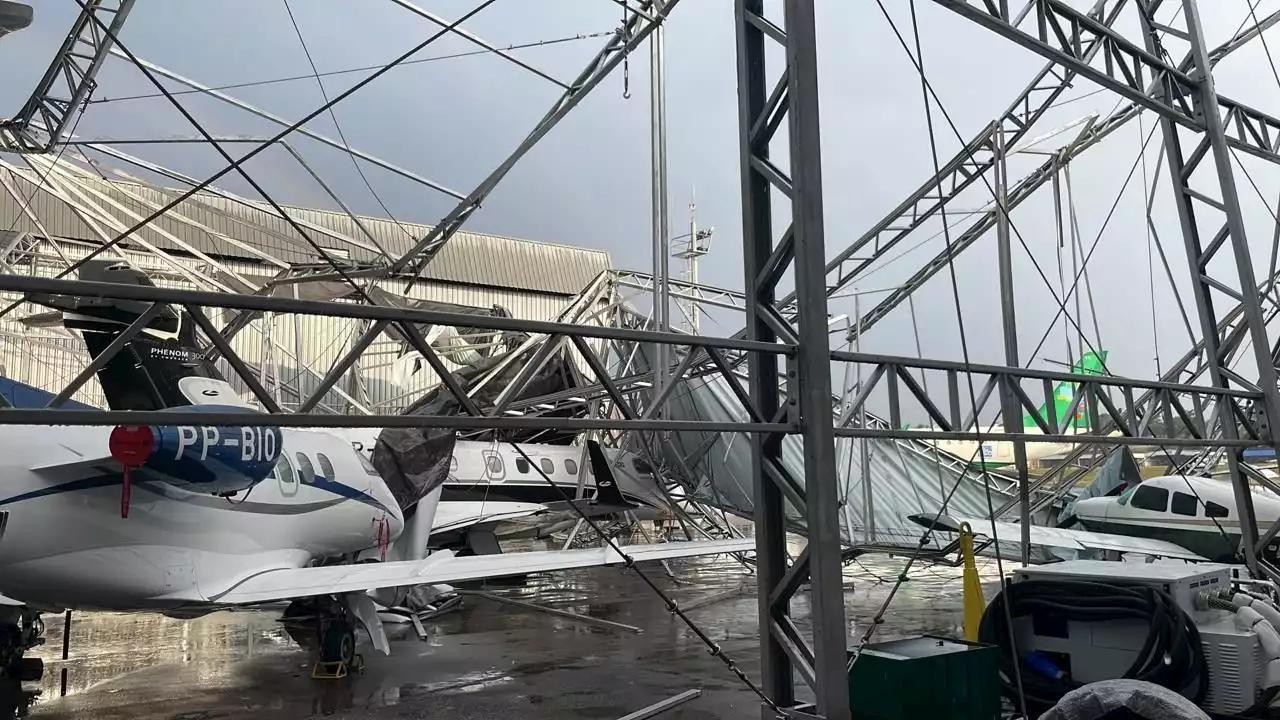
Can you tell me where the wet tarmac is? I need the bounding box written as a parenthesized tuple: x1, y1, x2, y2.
(13, 552, 998, 719)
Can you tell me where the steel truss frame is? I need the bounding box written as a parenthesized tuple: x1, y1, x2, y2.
(735, 1, 849, 717)
(1, 0, 677, 303)
(0, 272, 796, 429)
(0, 0, 135, 153)
(830, 350, 1264, 448)
(3, 1, 1280, 715)
(991, 275, 1280, 519)
(771, 0, 1126, 325)
(920, 0, 1280, 578)
(719, 0, 1280, 714)
(386, 0, 679, 282)
(854, 2, 1280, 334)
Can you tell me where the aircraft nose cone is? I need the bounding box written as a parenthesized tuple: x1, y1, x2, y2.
(1073, 497, 1107, 518)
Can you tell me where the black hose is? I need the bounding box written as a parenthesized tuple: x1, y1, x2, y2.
(1242, 686, 1280, 718)
(979, 579, 1208, 715)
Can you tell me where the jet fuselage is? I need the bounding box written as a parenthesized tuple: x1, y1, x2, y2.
(0, 423, 403, 612)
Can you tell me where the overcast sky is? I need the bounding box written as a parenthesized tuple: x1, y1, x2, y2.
(5, 0, 1280, 396)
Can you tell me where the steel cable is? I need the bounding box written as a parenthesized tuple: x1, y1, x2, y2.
(506, 440, 784, 717)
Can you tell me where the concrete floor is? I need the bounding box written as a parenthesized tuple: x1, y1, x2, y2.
(10, 554, 979, 719)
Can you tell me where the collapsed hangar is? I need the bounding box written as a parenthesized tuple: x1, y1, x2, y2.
(0, 157, 1011, 549)
(0, 166, 611, 413)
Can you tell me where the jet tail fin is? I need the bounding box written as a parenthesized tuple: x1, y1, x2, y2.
(25, 261, 238, 410)
(587, 441, 638, 509)
(1024, 349, 1109, 430)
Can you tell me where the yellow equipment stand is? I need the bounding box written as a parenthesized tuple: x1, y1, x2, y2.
(311, 653, 363, 680)
(959, 522, 985, 643)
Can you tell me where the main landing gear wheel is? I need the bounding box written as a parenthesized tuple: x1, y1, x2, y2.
(281, 599, 365, 679)
(0, 609, 44, 683)
(320, 618, 355, 666)
(310, 614, 363, 679)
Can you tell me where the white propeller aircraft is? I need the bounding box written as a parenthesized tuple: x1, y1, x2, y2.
(910, 474, 1280, 564)
(0, 263, 752, 682)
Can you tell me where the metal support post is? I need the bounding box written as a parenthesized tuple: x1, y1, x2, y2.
(736, 1, 850, 717)
(853, 293, 873, 543)
(59, 609, 71, 697)
(650, 19, 670, 417)
(1139, 0, 1280, 575)
(992, 125, 1033, 565)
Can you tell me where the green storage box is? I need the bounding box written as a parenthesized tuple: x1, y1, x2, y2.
(847, 635, 1001, 720)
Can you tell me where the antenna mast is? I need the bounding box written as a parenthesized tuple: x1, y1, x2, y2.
(673, 191, 712, 333)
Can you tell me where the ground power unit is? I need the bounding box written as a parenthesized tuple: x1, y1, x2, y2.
(1008, 561, 1261, 715)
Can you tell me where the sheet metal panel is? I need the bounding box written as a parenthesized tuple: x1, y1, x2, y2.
(0, 170, 609, 296)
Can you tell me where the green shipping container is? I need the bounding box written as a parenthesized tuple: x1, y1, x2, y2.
(847, 635, 1001, 720)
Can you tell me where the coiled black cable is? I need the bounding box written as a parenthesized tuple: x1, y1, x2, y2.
(978, 579, 1208, 715)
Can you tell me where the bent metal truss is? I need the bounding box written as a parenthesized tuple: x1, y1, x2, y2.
(1, 1, 1280, 719)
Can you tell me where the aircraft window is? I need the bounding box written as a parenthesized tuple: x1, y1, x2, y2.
(565, 459, 578, 475)
(276, 454, 295, 484)
(1130, 485, 1169, 512)
(317, 453, 335, 481)
(1206, 501, 1230, 518)
(356, 451, 379, 476)
(485, 454, 503, 475)
(1117, 486, 1137, 506)
(540, 458, 555, 475)
(632, 457, 653, 474)
(295, 453, 315, 484)
(516, 458, 530, 474)
(1171, 491, 1198, 517)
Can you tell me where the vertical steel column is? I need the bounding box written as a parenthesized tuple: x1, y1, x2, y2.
(736, 1, 850, 717)
(1141, 0, 1280, 575)
(993, 125, 1033, 564)
(735, 4, 790, 706)
(59, 609, 71, 697)
(650, 17, 670, 416)
(855, 292, 874, 544)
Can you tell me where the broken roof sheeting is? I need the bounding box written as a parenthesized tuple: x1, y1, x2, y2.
(0, 168, 610, 296)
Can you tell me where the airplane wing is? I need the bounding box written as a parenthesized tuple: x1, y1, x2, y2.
(431, 501, 546, 533)
(30, 447, 114, 476)
(907, 513, 1207, 561)
(208, 538, 753, 605)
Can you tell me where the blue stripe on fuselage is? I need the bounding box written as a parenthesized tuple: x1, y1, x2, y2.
(308, 475, 389, 513)
(0, 475, 121, 507)
(0, 473, 392, 515)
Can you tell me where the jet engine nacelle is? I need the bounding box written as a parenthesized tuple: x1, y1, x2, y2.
(111, 421, 282, 496)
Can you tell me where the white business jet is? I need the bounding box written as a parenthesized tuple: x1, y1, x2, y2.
(0, 263, 752, 682)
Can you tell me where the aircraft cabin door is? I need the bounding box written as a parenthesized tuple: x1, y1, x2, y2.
(481, 449, 506, 483)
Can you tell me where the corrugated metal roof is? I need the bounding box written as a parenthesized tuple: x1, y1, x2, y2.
(0, 236, 615, 412)
(0, 167, 611, 296)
